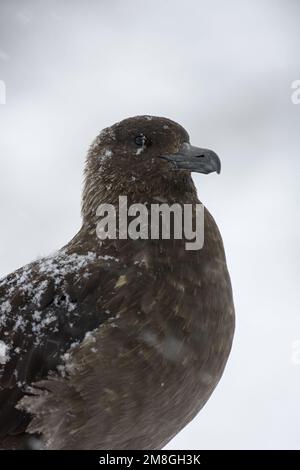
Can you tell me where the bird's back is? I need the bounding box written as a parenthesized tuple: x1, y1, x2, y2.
(0, 248, 122, 447)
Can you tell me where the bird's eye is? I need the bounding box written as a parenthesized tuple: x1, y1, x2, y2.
(134, 134, 147, 147)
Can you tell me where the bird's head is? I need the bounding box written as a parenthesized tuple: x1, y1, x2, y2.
(82, 115, 221, 221)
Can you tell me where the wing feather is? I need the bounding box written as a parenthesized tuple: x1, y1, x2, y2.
(0, 249, 120, 439)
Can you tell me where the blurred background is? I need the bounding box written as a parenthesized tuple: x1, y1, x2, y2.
(0, 0, 299, 450)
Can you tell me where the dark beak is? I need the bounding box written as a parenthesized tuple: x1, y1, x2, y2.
(160, 142, 221, 174)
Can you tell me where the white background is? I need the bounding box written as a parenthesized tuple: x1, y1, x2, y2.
(0, 0, 299, 449)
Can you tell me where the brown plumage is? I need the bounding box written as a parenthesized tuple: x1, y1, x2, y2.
(0, 115, 234, 449)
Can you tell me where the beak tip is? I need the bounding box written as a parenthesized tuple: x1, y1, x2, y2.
(214, 154, 221, 175)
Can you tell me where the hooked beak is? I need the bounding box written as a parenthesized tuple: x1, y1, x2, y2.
(160, 142, 221, 174)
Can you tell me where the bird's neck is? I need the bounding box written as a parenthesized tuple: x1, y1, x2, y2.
(81, 170, 198, 227)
